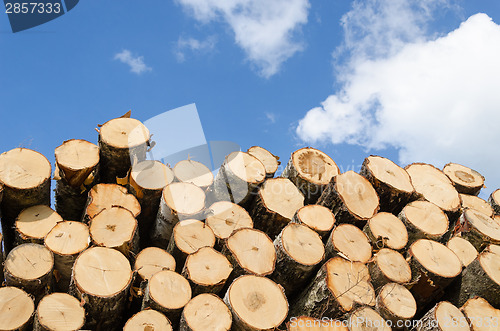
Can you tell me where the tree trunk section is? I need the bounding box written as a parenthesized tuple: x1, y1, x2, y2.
(398, 201, 448, 246)
(348, 306, 392, 331)
(460, 194, 493, 218)
(447, 236, 478, 268)
(0, 287, 34, 331)
(14, 205, 62, 246)
(461, 297, 500, 330)
(247, 146, 280, 178)
(325, 224, 372, 263)
(34, 293, 85, 331)
(173, 159, 214, 196)
(363, 212, 408, 251)
(375, 283, 417, 330)
(368, 248, 412, 292)
(291, 204, 335, 241)
(179, 293, 232, 331)
(454, 209, 500, 251)
(443, 163, 484, 196)
(124, 309, 173, 331)
(488, 189, 500, 215)
(412, 301, 469, 331)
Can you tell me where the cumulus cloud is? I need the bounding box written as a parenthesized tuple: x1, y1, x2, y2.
(175, 36, 217, 62)
(177, 0, 310, 77)
(114, 50, 152, 74)
(297, 0, 500, 192)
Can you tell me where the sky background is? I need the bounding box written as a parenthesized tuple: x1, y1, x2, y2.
(1, 0, 500, 200)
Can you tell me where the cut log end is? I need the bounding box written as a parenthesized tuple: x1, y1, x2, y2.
(45, 221, 90, 256)
(163, 183, 206, 217)
(130, 160, 174, 191)
(293, 204, 335, 239)
(174, 159, 213, 190)
(447, 236, 478, 267)
(181, 294, 232, 331)
(362, 155, 414, 194)
(460, 194, 493, 218)
(0, 287, 34, 331)
(348, 307, 391, 331)
(399, 200, 449, 243)
(5, 243, 53, 283)
(461, 297, 500, 331)
(15, 205, 62, 243)
(415, 301, 469, 331)
(124, 309, 173, 331)
(410, 239, 462, 279)
(84, 183, 141, 221)
(146, 270, 192, 313)
(205, 201, 253, 241)
(458, 209, 500, 250)
(365, 212, 408, 250)
(171, 219, 215, 256)
(134, 247, 176, 282)
(327, 224, 372, 263)
(54, 139, 99, 187)
(36, 293, 85, 331)
(247, 146, 279, 177)
(99, 117, 150, 149)
(370, 248, 412, 290)
(443, 163, 484, 196)
(0, 148, 51, 190)
(281, 223, 324, 266)
(376, 283, 417, 322)
(489, 189, 500, 215)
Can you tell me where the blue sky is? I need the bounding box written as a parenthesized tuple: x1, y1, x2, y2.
(1, 0, 500, 198)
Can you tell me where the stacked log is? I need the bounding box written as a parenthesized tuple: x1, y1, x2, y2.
(413, 301, 469, 331)
(455, 208, 500, 251)
(489, 189, 500, 215)
(247, 146, 280, 178)
(443, 162, 484, 196)
(173, 159, 214, 192)
(375, 283, 417, 329)
(0, 287, 35, 331)
(398, 200, 449, 245)
(14, 205, 62, 245)
(447, 236, 478, 268)
(460, 194, 493, 217)
(461, 297, 500, 330)
(347, 306, 391, 331)
(368, 248, 412, 291)
(124, 309, 172, 331)
(34, 293, 85, 331)
(291, 204, 336, 241)
(180, 293, 232, 331)
(363, 212, 408, 251)
(324, 223, 372, 263)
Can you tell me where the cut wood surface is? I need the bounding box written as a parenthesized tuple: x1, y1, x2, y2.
(271, 223, 325, 296)
(45, 221, 90, 292)
(134, 246, 176, 282)
(292, 204, 335, 240)
(98, 117, 150, 183)
(282, 147, 340, 204)
(151, 182, 205, 249)
(124, 309, 172, 331)
(447, 236, 478, 267)
(0, 287, 34, 331)
(398, 200, 448, 244)
(34, 293, 85, 331)
(83, 183, 140, 222)
(325, 223, 372, 263)
(0, 148, 51, 252)
(443, 163, 484, 196)
(413, 301, 470, 331)
(360, 155, 415, 214)
(290, 257, 375, 319)
(286, 316, 348, 330)
(174, 159, 214, 190)
(251, 177, 305, 239)
(223, 275, 288, 331)
(317, 171, 379, 228)
(456, 208, 500, 250)
(375, 283, 416, 329)
(461, 297, 500, 331)
(247, 146, 280, 178)
(348, 306, 391, 331)
(4, 243, 53, 303)
(205, 201, 253, 248)
(180, 293, 232, 331)
(363, 212, 408, 251)
(489, 189, 500, 215)
(15, 205, 62, 245)
(368, 248, 412, 291)
(460, 194, 493, 217)
(181, 246, 233, 296)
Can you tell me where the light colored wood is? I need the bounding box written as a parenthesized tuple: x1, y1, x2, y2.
(443, 163, 484, 196)
(100, 117, 150, 149)
(247, 146, 280, 178)
(376, 283, 416, 328)
(0, 287, 34, 331)
(34, 293, 85, 331)
(398, 200, 448, 244)
(224, 275, 288, 331)
(15, 205, 62, 245)
(461, 297, 500, 331)
(460, 194, 493, 217)
(287, 316, 348, 330)
(83, 183, 140, 222)
(489, 189, 500, 215)
(180, 293, 232, 331)
(174, 159, 214, 190)
(413, 301, 470, 331)
(206, 201, 253, 247)
(325, 224, 372, 263)
(292, 204, 335, 240)
(348, 306, 391, 331)
(124, 309, 172, 331)
(447, 236, 478, 267)
(364, 212, 408, 251)
(134, 247, 176, 282)
(368, 248, 412, 291)
(456, 208, 500, 250)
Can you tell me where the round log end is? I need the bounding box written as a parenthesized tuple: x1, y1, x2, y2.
(410, 239, 462, 278)
(0, 148, 51, 190)
(0, 287, 34, 331)
(131, 160, 174, 191)
(134, 247, 176, 282)
(182, 293, 232, 331)
(443, 163, 484, 195)
(335, 171, 379, 220)
(16, 205, 62, 241)
(281, 223, 324, 266)
(247, 146, 279, 177)
(5, 243, 53, 281)
(174, 159, 213, 189)
(447, 236, 478, 267)
(162, 182, 206, 216)
(330, 224, 372, 263)
(37, 293, 85, 331)
(366, 212, 408, 250)
(184, 247, 233, 288)
(45, 221, 90, 255)
(206, 201, 253, 240)
(149, 270, 192, 310)
(99, 117, 150, 149)
(124, 309, 173, 331)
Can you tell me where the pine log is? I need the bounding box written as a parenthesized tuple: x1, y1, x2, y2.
(375, 283, 416, 330)
(124, 309, 173, 331)
(181, 247, 233, 296)
(4, 243, 53, 304)
(368, 248, 412, 291)
(223, 275, 288, 331)
(0, 148, 51, 253)
(212, 151, 266, 210)
(250, 177, 305, 239)
(34, 293, 85, 331)
(98, 117, 150, 183)
(282, 147, 340, 204)
(286, 316, 348, 330)
(82, 183, 140, 223)
(173, 159, 214, 191)
(454, 208, 500, 251)
(292, 204, 336, 241)
(205, 201, 253, 249)
(408, 239, 462, 310)
(142, 270, 192, 329)
(489, 189, 500, 215)
(0, 287, 35, 331)
(363, 212, 408, 251)
(151, 182, 206, 249)
(128, 160, 174, 248)
(317, 171, 379, 228)
(413, 301, 470, 331)
(360, 155, 416, 214)
(14, 205, 62, 245)
(325, 224, 372, 263)
(460, 194, 493, 218)
(180, 293, 232, 331)
(69, 247, 132, 330)
(167, 219, 215, 271)
(89, 206, 139, 259)
(0, 233, 3, 283)
(347, 306, 391, 331)
(443, 163, 484, 196)
(290, 257, 375, 320)
(398, 201, 448, 245)
(54, 139, 99, 221)
(271, 223, 325, 297)
(247, 146, 280, 178)
(447, 236, 478, 268)
(461, 297, 500, 330)
(405, 163, 461, 224)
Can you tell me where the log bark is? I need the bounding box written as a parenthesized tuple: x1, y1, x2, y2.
(375, 283, 417, 330)
(488, 189, 500, 215)
(250, 178, 304, 239)
(360, 155, 416, 214)
(4, 243, 53, 304)
(348, 306, 392, 331)
(291, 204, 336, 241)
(212, 151, 266, 210)
(98, 117, 150, 184)
(368, 249, 412, 292)
(461, 297, 500, 330)
(44, 221, 90, 292)
(181, 247, 233, 296)
(34, 293, 85, 331)
(0, 148, 51, 253)
(223, 275, 288, 331)
(151, 183, 206, 249)
(271, 223, 324, 297)
(412, 301, 469, 331)
(0, 233, 3, 283)
(454, 209, 500, 251)
(443, 163, 484, 196)
(141, 270, 192, 329)
(290, 257, 375, 320)
(363, 212, 408, 251)
(54, 139, 99, 221)
(69, 247, 132, 330)
(325, 224, 372, 263)
(14, 205, 62, 246)
(460, 194, 493, 218)
(317, 171, 379, 229)
(180, 293, 232, 331)
(0, 287, 35, 331)
(447, 236, 478, 268)
(398, 201, 449, 246)
(124, 309, 173, 331)
(128, 160, 174, 248)
(247, 146, 280, 178)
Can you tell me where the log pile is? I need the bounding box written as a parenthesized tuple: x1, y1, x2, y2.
(1, 113, 500, 331)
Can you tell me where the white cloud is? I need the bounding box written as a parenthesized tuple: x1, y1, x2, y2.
(114, 50, 152, 74)
(265, 112, 277, 123)
(177, 0, 310, 77)
(297, 0, 500, 193)
(176, 36, 217, 62)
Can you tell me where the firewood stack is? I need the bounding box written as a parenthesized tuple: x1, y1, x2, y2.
(1, 113, 500, 331)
